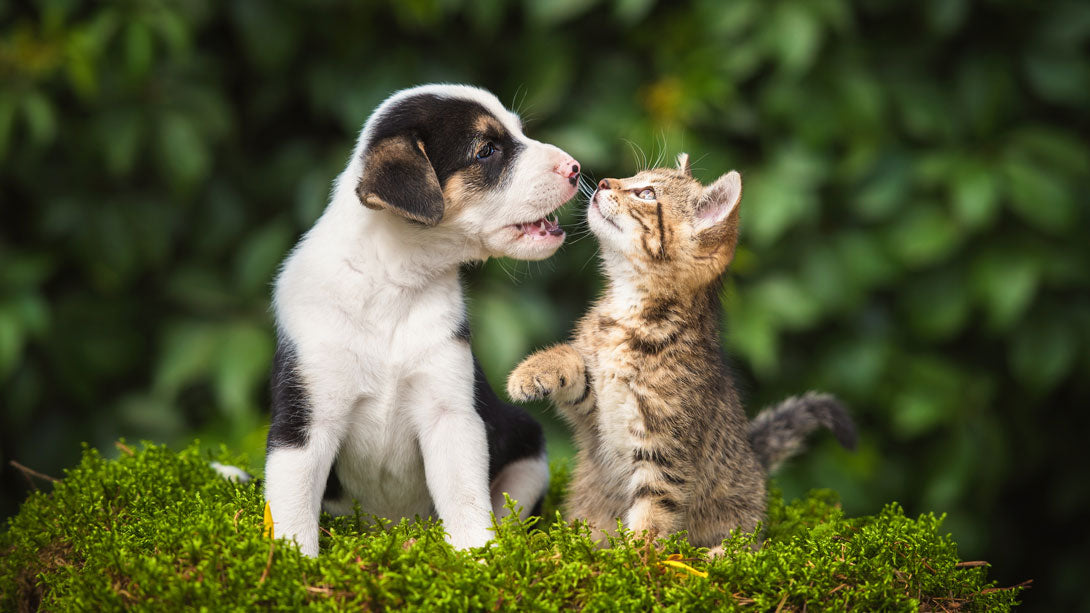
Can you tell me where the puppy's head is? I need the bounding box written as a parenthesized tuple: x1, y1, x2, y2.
(354, 85, 580, 261)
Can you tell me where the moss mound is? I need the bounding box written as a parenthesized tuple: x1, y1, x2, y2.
(1, 443, 1024, 611)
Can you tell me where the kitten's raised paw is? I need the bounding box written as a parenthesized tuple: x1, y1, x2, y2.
(507, 361, 560, 402)
(507, 344, 587, 405)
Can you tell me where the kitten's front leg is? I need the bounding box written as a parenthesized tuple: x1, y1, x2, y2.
(507, 343, 595, 417)
(624, 455, 686, 545)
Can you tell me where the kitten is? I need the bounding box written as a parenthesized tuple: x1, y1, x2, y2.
(507, 154, 856, 551)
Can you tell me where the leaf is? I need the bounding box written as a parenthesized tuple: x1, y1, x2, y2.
(0, 304, 25, 380)
(1002, 160, 1075, 235)
(21, 91, 57, 147)
(524, 0, 598, 26)
(659, 554, 708, 578)
(890, 356, 964, 438)
(0, 94, 16, 160)
(613, 0, 655, 24)
(473, 292, 535, 384)
(100, 111, 144, 177)
(214, 323, 274, 425)
(902, 269, 971, 341)
(263, 501, 274, 539)
(1023, 51, 1090, 108)
(885, 205, 961, 269)
(1009, 126, 1090, 177)
(294, 169, 331, 228)
(798, 244, 851, 312)
(725, 292, 779, 379)
(767, 2, 822, 74)
(125, 21, 154, 78)
(233, 221, 293, 295)
(894, 80, 953, 140)
(744, 174, 816, 247)
(744, 147, 824, 246)
(466, 0, 507, 33)
(852, 152, 911, 222)
(819, 337, 890, 397)
(1009, 316, 1078, 391)
(116, 393, 186, 437)
(971, 252, 1039, 332)
(751, 275, 822, 331)
(833, 232, 899, 291)
(923, 436, 977, 510)
(925, 0, 968, 35)
(154, 322, 220, 395)
(156, 113, 211, 188)
(949, 162, 1000, 229)
(151, 9, 190, 54)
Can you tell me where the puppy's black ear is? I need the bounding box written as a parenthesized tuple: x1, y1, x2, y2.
(356, 134, 445, 226)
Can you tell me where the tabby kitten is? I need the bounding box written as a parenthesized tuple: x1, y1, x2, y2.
(507, 154, 855, 551)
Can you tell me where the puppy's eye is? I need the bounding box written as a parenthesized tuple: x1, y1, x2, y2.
(475, 142, 496, 160)
(635, 188, 655, 200)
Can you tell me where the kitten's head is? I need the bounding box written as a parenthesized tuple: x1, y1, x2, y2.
(587, 153, 743, 287)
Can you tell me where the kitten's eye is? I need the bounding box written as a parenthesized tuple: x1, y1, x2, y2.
(635, 188, 655, 200)
(475, 142, 496, 160)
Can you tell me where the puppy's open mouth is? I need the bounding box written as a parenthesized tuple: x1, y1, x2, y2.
(512, 215, 564, 239)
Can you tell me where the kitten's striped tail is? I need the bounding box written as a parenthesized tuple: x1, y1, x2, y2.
(747, 392, 858, 473)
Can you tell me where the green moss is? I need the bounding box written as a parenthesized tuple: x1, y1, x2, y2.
(1, 443, 1023, 611)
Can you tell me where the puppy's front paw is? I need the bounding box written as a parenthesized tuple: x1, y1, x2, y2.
(447, 527, 493, 551)
(507, 359, 561, 402)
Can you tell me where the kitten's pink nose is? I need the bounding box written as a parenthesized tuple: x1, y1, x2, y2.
(598, 179, 616, 191)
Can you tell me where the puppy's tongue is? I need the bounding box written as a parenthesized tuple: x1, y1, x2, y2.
(516, 215, 564, 237)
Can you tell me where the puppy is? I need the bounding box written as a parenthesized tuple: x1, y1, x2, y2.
(266, 84, 580, 557)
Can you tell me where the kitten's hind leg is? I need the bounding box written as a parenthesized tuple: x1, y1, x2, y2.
(625, 492, 685, 545)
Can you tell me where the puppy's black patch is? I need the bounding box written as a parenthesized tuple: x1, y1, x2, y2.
(471, 356, 545, 482)
(322, 468, 343, 501)
(454, 315, 471, 343)
(357, 134, 445, 225)
(357, 93, 525, 223)
(267, 339, 311, 449)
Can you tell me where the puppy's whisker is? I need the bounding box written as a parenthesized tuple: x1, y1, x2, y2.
(578, 243, 601, 273)
(511, 84, 527, 115)
(494, 258, 518, 283)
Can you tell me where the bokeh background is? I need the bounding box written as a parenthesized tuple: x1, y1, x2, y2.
(2, 0, 1087, 608)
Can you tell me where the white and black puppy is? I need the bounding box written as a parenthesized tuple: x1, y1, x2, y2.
(265, 84, 580, 557)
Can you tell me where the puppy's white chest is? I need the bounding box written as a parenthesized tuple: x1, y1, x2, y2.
(319, 280, 465, 518)
(330, 402, 433, 518)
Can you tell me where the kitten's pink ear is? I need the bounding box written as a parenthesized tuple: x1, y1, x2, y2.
(676, 152, 692, 177)
(695, 170, 742, 233)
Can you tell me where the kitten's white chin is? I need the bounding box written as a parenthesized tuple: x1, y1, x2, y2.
(587, 203, 626, 252)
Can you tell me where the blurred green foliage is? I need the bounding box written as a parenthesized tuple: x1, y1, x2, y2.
(1, 0, 1087, 608)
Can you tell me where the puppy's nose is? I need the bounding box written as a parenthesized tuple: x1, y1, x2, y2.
(554, 157, 580, 180)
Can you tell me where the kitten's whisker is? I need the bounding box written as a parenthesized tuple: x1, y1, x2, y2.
(651, 130, 670, 170)
(623, 139, 649, 173)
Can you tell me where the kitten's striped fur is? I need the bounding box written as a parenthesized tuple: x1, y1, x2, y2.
(509, 154, 855, 551)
